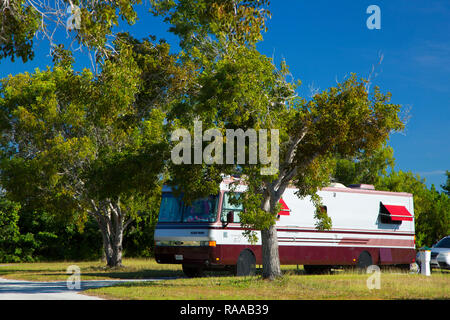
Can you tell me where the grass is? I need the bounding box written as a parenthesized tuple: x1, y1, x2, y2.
(0, 258, 449, 300)
(85, 270, 450, 300)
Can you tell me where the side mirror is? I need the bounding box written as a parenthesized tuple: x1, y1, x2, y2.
(223, 211, 234, 227)
(227, 211, 234, 224)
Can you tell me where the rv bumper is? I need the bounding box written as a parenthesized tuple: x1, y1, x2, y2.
(154, 245, 221, 266)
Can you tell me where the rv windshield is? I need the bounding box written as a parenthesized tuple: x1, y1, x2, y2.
(158, 193, 218, 223)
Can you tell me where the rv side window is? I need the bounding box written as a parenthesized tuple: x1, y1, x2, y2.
(221, 192, 243, 223)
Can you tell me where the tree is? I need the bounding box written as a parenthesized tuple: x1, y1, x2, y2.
(122, 191, 162, 258)
(0, 196, 21, 262)
(0, 0, 40, 62)
(333, 144, 395, 187)
(154, 1, 405, 279)
(0, 0, 142, 63)
(0, 35, 187, 267)
(150, 0, 270, 49)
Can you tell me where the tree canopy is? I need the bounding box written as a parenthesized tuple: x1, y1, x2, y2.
(0, 0, 142, 63)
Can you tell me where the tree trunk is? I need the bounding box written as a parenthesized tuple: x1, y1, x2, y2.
(91, 199, 125, 268)
(261, 223, 282, 279)
(103, 229, 123, 267)
(97, 217, 124, 268)
(260, 194, 282, 279)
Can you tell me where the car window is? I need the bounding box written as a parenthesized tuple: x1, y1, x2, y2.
(434, 237, 450, 248)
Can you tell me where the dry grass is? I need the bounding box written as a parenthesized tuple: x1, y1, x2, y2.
(85, 271, 450, 300)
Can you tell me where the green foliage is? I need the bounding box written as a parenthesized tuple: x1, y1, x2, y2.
(165, 40, 293, 204)
(442, 170, 450, 196)
(311, 193, 332, 231)
(0, 0, 40, 62)
(0, 39, 167, 213)
(18, 208, 103, 261)
(76, 0, 142, 50)
(0, 199, 41, 263)
(333, 144, 395, 186)
(0, 197, 22, 262)
(1, 198, 164, 262)
(0, 0, 143, 63)
(123, 192, 162, 257)
(0, 197, 20, 241)
(0, 195, 104, 262)
(155, 2, 405, 254)
(0, 34, 186, 266)
(150, 0, 270, 48)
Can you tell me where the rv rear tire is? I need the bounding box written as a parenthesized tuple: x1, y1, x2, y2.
(357, 251, 373, 270)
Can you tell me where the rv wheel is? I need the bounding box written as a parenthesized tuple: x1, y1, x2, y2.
(182, 264, 204, 278)
(235, 249, 256, 276)
(357, 251, 373, 270)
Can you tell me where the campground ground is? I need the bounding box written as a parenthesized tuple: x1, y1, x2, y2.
(0, 258, 448, 300)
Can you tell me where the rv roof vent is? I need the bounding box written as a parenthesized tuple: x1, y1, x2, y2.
(328, 182, 347, 188)
(348, 184, 375, 190)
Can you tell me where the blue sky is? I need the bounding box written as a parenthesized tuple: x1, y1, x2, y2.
(1, 0, 448, 190)
(257, 0, 449, 190)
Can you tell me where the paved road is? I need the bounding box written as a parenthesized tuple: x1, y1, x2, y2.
(0, 277, 161, 300)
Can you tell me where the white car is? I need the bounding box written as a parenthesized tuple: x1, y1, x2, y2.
(437, 251, 450, 270)
(416, 236, 450, 270)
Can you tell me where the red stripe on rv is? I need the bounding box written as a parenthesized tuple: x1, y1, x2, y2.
(338, 237, 414, 247)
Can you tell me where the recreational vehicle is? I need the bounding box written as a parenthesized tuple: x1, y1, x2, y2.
(154, 178, 416, 276)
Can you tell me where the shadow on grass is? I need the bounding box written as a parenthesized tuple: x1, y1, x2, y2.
(80, 269, 185, 279)
(0, 265, 184, 280)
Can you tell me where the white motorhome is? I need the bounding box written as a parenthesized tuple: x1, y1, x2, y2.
(154, 178, 416, 276)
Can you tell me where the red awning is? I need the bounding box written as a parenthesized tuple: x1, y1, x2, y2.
(278, 198, 291, 216)
(382, 204, 413, 221)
